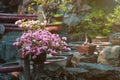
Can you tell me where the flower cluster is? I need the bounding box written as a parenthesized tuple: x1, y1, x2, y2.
(13, 29, 71, 60)
(15, 19, 46, 31)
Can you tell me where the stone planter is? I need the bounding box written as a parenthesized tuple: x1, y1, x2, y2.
(51, 14, 63, 22)
(51, 16, 63, 22)
(109, 32, 120, 45)
(92, 37, 109, 43)
(45, 56, 67, 68)
(56, 52, 73, 67)
(0, 61, 22, 73)
(111, 38, 120, 45)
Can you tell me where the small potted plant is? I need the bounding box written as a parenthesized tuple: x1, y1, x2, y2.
(30, 0, 62, 22)
(72, 8, 110, 55)
(76, 33, 96, 55)
(28, 0, 73, 34)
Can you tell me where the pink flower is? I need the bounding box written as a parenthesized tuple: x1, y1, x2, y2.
(32, 55, 37, 59)
(13, 42, 19, 46)
(62, 37, 67, 41)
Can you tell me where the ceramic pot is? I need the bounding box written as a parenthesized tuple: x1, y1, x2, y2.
(45, 24, 62, 34)
(76, 44, 96, 55)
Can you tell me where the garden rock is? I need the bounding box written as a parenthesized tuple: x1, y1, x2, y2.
(66, 67, 88, 80)
(79, 54, 98, 63)
(97, 46, 120, 66)
(77, 62, 120, 80)
(71, 51, 98, 67)
(63, 4, 91, 27)
(0, 31, 21, 62)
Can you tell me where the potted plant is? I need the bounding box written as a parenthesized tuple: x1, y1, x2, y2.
(29, 0, 62, 21)
(76, 33, 96, 55)
(27, 0, 73, 34)
(70, 8, 111, 55)
(13, 19, 71, 80)
(28, 0, 64, 33)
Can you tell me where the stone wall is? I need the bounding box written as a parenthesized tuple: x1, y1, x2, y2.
(0, 31, 22, 63)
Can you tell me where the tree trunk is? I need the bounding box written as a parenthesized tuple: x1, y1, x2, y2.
(32, 53, 46, 80)
(19, 56, 31, 80)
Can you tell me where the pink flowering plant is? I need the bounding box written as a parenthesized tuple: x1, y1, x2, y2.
(13, 29, 71, 60)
